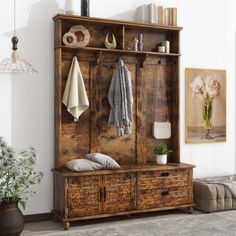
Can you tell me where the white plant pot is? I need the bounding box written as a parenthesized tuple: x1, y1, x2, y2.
(65, 0, 79, 15)
(156, 154, 167, 165)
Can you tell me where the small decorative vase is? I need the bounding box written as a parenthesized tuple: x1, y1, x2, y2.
(202, 97, 213, 139)
(0, 202, 24, 236)
(81, 0, 90, 16)
(156, 154, 167, 165)
(65, 0, 79, 15)
(105, 32, 117, 49)
(138, 33, 143, 51)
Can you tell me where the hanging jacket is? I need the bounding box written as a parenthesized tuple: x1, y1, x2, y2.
(108, 58, 134, 136)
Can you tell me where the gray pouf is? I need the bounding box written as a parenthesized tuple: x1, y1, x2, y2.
(193, 175, 236, 213)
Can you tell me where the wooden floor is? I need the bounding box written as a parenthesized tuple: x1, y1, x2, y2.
(22, 210, 201, 235)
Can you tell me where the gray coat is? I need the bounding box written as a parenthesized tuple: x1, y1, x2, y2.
(108, 58, 134, 136)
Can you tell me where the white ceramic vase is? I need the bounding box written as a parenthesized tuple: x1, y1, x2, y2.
(65, 0, 79, 15)
(156, 154, 167, 165)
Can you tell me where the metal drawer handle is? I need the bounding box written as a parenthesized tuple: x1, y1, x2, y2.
(99, 187, 103, 202)
(161, 172, 169, 177)
(104, 187, 107, 202)
(161, 191, 169, 196)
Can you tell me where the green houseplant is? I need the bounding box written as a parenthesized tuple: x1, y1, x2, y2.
(0, 137, 43, 236)
(153, 143, 172, 165)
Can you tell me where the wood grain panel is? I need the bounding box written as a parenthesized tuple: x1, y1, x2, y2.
(55, 163, 194, 177)
(137, 169, 190, 190)
(61, 21, 122, 49)
(103, 173, 136, 213)
(171, 57, 180, 163)
(137, 186, 191, 210)
(96, 62, 137, 165)
(67, 176, 102, 217)
(136, 66, 147, 164)
(125, 27, 167, 52)
(143, 61, 175, 163)
(59, 61, 91, 166)
(54, 173, 66, 217)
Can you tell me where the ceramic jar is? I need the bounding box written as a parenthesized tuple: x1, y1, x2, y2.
(0, 202, 24, 236)
(65, 0, 79, 15)
(156, 154, 167, 165)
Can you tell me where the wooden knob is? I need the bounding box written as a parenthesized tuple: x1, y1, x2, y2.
(11, 36, 18, 51)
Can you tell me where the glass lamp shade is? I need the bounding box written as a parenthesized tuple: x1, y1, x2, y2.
(0, 1, 38, 75)
(0, 50, 38, 74)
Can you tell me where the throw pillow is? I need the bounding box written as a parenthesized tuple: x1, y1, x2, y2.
(66, 159, 103, 172)
(85, 153, 120, 169)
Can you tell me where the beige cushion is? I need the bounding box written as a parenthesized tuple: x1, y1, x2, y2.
(193, 177, 236, 213)
(85, 153, 120, 169)
(66, 159, 103, 172)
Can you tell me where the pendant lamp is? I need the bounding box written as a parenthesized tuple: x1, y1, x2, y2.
(0, 0, 38, 74)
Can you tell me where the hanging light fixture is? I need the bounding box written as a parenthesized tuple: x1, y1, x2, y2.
(0, 0, 38, 74)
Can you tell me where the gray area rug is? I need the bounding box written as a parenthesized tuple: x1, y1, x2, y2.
(24, 211, 236, 236)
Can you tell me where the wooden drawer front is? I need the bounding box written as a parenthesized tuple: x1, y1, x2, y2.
(137, 186, 191, 210)
(67, 176, 102, 217)
(103, 173, 136, 214)
(138, 169, 190, 190)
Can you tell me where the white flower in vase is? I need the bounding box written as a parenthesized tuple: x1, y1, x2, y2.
(205, 75, 221, 98)
(190, 74, 221, 139)
(190, 76, 205, 97)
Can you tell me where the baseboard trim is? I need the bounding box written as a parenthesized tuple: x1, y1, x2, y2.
(24, 212, 53, 223)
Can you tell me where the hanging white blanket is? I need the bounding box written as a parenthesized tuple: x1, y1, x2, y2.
(62, 56, 89, 122)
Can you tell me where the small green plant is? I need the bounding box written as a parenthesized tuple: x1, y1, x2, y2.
(154, 143, 172, 155)
(0, 137, 43, 209)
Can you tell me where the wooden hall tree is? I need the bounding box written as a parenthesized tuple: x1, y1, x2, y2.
(53, 14, 195, 230)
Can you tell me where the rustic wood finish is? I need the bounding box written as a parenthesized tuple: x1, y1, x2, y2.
(54, 164, 194, 229)
(53, 14, 194, 230)
(67, 176, 102, 217)
(103, 173, 136, 213)
(55, 163, 194, 177)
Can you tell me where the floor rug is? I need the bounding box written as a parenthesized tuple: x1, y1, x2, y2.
(23, 210, 236, 236)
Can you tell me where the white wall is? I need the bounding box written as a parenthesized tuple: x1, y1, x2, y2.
(0, 0, 235, 214)
(0, 1, 13, 144)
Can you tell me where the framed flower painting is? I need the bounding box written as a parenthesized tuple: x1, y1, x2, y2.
(185, 68, 226, 143)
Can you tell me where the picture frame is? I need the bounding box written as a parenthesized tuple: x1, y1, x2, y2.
(185, 68, 226, 144)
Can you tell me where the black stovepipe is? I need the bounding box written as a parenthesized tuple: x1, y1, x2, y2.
(81, 0, 90, 16)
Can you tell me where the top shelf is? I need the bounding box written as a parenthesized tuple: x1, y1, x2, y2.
(53, 14, 182, 32)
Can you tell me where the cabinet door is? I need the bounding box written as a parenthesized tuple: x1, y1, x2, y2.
(103, 173, 136, 214)
(67, 176, 103, 217)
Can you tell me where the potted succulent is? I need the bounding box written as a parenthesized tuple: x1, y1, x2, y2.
(154, 143, 172, 165)
(0, 137, 43, 236)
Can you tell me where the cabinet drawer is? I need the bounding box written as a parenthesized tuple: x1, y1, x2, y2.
(137, 186, 191, 210)
(138, 169, 190, 190)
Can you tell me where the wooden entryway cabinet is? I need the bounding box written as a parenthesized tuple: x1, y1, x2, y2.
(54, 164, 194, 229)
(53, 14, 195, 230)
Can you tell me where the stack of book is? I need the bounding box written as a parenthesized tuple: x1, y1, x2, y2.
(136, 4, 177, 26)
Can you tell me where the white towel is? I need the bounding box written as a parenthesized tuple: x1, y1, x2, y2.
(62, 56, 89, 121)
